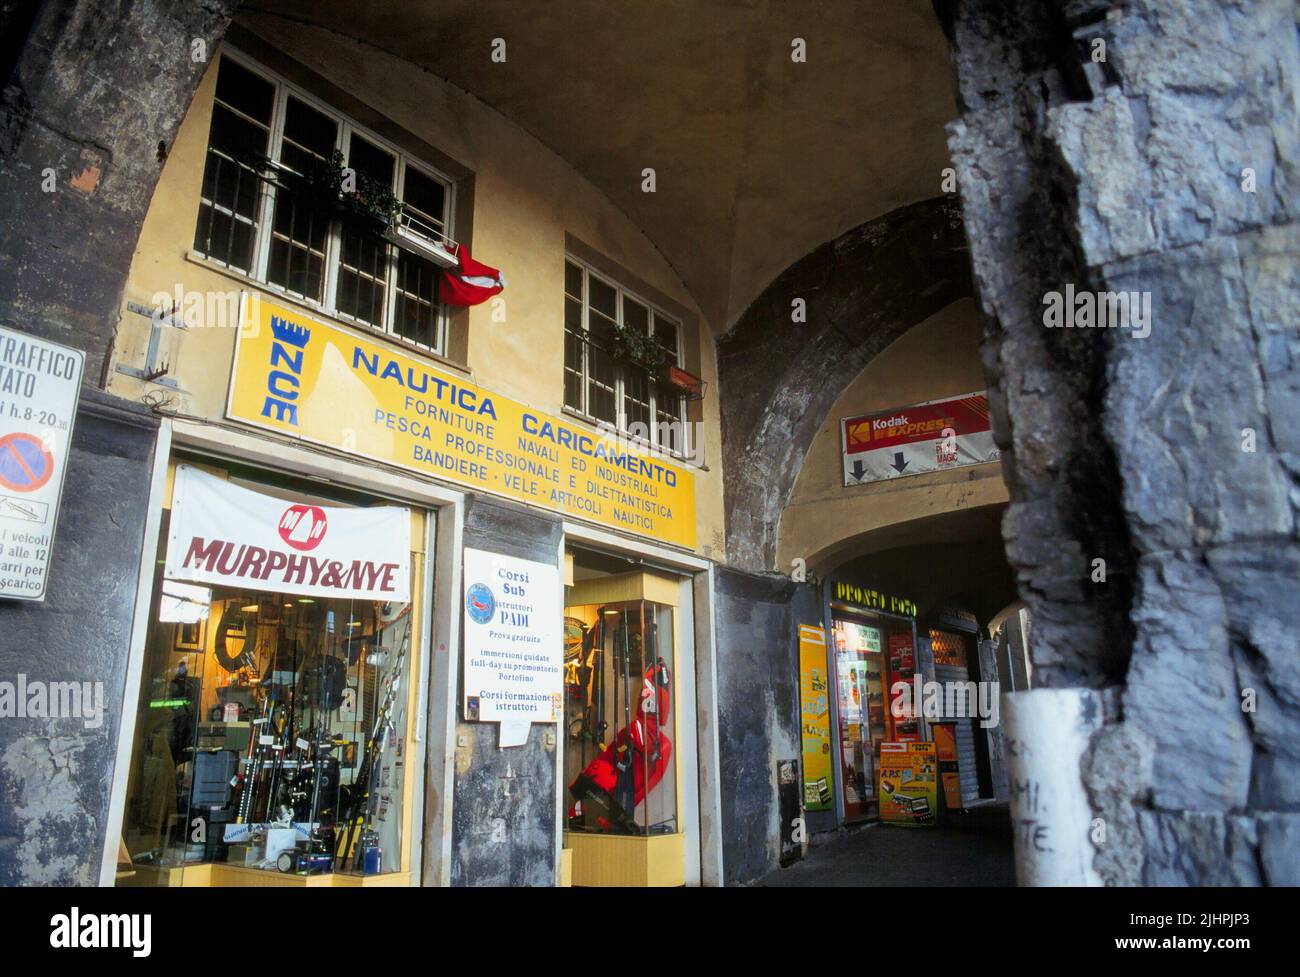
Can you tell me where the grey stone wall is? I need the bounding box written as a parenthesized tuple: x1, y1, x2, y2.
(450, 496, 562, 886)
(937, 0, 1299, 884)
(0, 0, 235, 886)
(718, 197, 972, 572)
(0, 390, 159, 885)
(713, 567, 805, 884)
(0, 0, 237, 382)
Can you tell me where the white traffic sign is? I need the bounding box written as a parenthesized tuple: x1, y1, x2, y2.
(0, 326, 85, 601)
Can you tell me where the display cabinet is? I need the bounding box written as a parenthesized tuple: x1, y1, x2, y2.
(562, 570, 683, 886)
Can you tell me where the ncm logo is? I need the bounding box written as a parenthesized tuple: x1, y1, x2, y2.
(279, 503, 328, 551)
(261, 315, 311, 425)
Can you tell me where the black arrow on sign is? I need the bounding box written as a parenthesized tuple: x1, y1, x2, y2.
(890, 452, 910, 474)
(850, 459, 867, 482)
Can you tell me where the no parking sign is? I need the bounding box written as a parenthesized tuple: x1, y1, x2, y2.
(0, 325, 84, 601)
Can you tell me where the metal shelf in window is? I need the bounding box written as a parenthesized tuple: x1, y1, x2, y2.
(383, 211, 459, 269)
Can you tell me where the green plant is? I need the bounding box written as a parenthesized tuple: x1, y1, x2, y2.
(302, 150, 404, 227)
(608, 323, 670, 371)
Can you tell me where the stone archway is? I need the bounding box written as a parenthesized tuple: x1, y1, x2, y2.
(719, 195, 972, 572)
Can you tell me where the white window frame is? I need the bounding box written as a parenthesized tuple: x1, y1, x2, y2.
(563, 255, 690, 459)
(197, 47, 456, 355)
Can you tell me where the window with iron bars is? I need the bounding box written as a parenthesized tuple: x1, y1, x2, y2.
(194, 51, 454, 353)
(563, 257, 689, 458)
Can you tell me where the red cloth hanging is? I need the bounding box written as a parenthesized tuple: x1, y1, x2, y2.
(440, 246, 505, 306)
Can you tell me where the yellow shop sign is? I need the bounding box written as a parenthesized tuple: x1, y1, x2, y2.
(226, 297, 697, 548)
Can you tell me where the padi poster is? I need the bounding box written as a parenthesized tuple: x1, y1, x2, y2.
(462, 547, 562, 725)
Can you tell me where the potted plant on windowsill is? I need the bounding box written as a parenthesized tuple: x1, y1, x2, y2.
(303, 151, 404, 230)
(607, 323, 671, 373)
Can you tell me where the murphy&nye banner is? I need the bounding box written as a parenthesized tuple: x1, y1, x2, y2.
(841, 391, 999, 486)
(225, 297, 697, 548)
(165, 464, 411, 601)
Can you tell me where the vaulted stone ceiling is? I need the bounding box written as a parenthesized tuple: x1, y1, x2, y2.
(247, 0, 958, 332)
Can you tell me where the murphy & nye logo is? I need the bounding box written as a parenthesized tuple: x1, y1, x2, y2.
(278, 503, 327, 551)
(50, 907, 151, 957)
(261, 315, 311, 426)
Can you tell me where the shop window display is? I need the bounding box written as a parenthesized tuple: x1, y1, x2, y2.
(119, 511, 414, 883)
(833, 620, 884, 820)
(563, 598, 677, 835)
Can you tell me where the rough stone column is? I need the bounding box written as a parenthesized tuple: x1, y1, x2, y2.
(936, 0, 1299, 883)
(0, 0, 236, 885)
(0, 0, 237, 383)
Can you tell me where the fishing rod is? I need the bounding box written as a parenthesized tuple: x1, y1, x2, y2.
(336, 617, 410, 871)
(612, 612, 635, 823)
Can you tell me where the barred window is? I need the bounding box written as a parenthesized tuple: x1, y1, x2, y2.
(193, 52, 453, 354)
(562, 257, 689, 458)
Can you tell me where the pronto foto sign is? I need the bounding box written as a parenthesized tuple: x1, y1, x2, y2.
(165, 464, 411, 601)
(225, 297, 697, 549)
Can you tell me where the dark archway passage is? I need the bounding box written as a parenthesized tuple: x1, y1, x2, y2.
(719, 196, 972, 572)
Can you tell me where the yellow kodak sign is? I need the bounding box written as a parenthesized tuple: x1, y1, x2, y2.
(226, 297, 697, 549)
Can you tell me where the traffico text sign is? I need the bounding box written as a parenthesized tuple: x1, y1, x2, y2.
(226, 298, 697, 548)
(0, 326, 84, 602)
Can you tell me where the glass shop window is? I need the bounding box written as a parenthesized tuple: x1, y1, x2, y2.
(117, 514, 414, 884)
(563, 555, 679, 836)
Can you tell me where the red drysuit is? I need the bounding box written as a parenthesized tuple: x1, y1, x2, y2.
(568, 660, 672, 831)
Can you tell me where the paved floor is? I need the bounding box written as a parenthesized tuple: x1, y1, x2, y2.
(757, 803, 1016, 887)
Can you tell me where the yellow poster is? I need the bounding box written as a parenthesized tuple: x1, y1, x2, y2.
(934, 723, 962, 811)
(798, 624, 833, 811)
(226, 297, 696, 548)
(878, 741, 938, 826)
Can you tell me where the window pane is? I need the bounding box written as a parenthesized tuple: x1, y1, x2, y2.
(194, 203, 256, 271)
(208, 104, 271, 161)
(588, 275, 616, 319)
(347, 135, 395, 189)
(267, 236, 324, 299)
(624, 367, 651, 435)
(588, 309, 617, 347)
(564, 328, 584, 411)
(393, 251, 440, 349)
(623, 297, 648, 334)
(587, 345, 617, 424)
(653, 313, 680, 362)
(283, 97, 337, 161)
(565, 260, 584, 300)
(564, 296, 582, 333)
(214, 58, 274, 125)
(199, 130, 262, 216)
(655, 381, 686, 455)
(336, 227, 389, 327)
(402, 167, 446, 229)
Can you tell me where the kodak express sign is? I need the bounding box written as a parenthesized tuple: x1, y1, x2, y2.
(226, 297, 697, 549)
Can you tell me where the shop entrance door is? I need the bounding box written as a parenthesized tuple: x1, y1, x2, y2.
(832, 618, 885, 821)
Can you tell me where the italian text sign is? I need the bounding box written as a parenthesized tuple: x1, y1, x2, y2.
(227, 298, 697, 548)
(0, 326, 84, 601)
